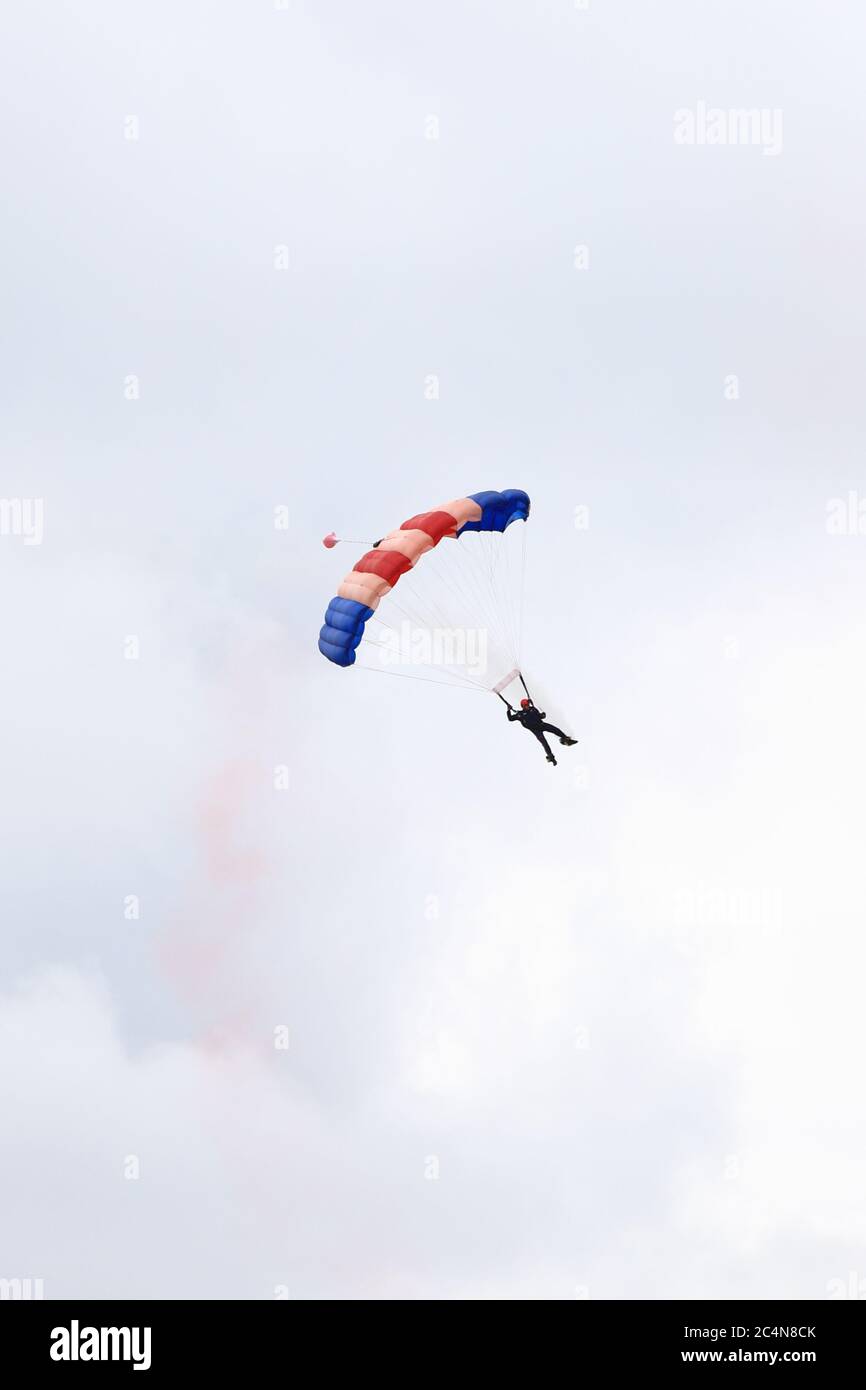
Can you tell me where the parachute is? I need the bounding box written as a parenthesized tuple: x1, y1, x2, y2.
(318, 489, 530, 694)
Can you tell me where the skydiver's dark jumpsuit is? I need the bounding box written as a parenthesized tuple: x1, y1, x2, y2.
(506, 703, 575, 764)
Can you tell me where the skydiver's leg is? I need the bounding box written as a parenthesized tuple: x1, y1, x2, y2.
(541, 722, 577, 747)
(532, 730, 557, 764)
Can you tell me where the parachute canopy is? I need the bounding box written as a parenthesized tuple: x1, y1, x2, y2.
(318, 489, 530, 692)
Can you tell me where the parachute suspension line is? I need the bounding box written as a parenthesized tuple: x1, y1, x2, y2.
(505, 524, 524, 662)
(357, 664, 490, 692)
(484, 519, 526, 678)
(358, 638, 489, 690)
(359, 577, 495, 691)
(475, 526, 521, 672)
(491, 529, 518, 664)
(461, 531, 518, 660)
(412, 533, 516, 686)
(517, 521, 527, 663)
(382, 579, 443, 640)
(446, 538, 515, 667)
(477, 534, 511, 658)
(360, 602, 492, 691)
(380, 566, 466, 649)
(467, 537, 520, 679)
(501, 519, 526, 669)
(426, 535, 494, 639)
(392, 567, 492, 680)
(420, 541, 497, 643)
(400, 542, 480, 636)
(463, 527, 522, 683)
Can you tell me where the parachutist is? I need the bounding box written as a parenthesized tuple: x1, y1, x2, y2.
(506, 697, 577, 766)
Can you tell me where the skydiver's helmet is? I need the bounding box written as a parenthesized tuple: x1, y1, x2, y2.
(520, 698, 531, 708)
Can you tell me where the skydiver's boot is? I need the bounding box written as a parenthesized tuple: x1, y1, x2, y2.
(559, 736, 578, 746)
(536, 733, 557, 764)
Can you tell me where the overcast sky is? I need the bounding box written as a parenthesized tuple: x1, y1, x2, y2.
(2, 1, 866, 1300)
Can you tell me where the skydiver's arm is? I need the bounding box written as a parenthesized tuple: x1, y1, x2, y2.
(506, 708, 520, 720)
